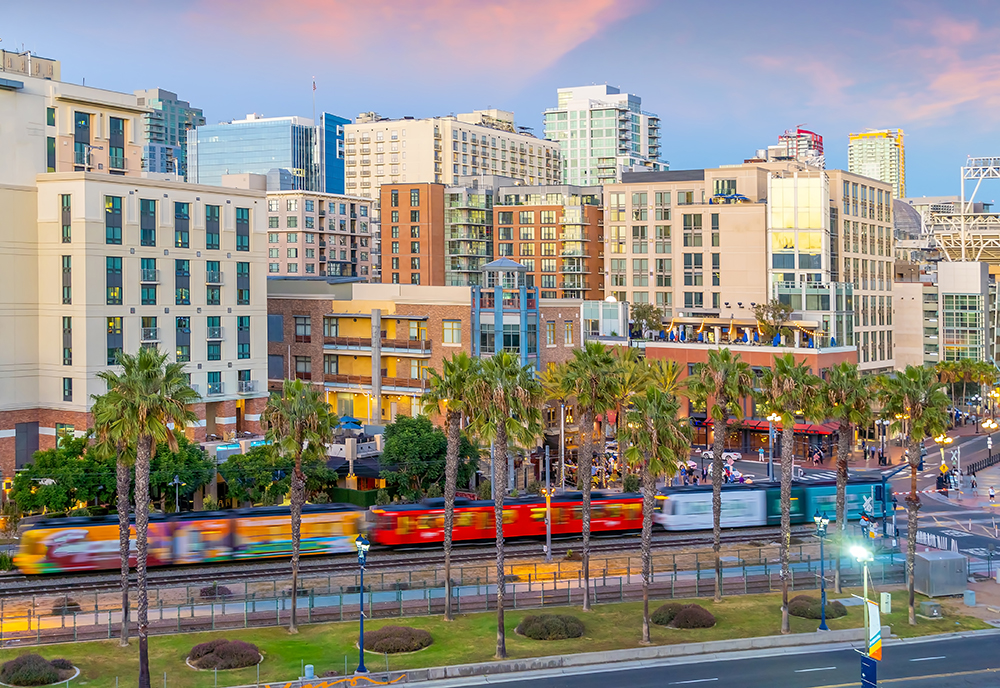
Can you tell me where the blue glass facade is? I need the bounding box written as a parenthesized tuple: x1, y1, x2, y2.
(471, 259, 540, 370)
(320, 113, 348, 195)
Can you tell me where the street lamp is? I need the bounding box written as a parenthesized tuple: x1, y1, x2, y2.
(170, 475, 185, 513)
(989, 389, 1000, 419)
(813, 511, 830, 631)
(767, 412, 781, 482)
(972, 395, 983, 434)
(851, 544, 875, 631)
(934, 434, 953, 469)
(354, 534, 371, 675)
(874, 419, 887, 465)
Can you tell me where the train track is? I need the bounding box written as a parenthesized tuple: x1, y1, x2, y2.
(0, 525, 811, 600)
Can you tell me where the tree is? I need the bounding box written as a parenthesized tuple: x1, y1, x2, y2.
(9, 431, 106, 513)
(879, 366, 949, 625)
(150, 437, 215, 511)
(261, 378, 337, 635)
(624, 384, 690, 643)
(422, 352, 481, 622)
(379, 415, 477, 500)
(540, 362, 571, 489)
(934, 361, 958, 407)
(92, 347, 197, 688)
(687, 348, 754, 603)
(753, 299, 794, 343)
(820, 362, 871, 592)
(647, 358, 683, 397)
(468, 351, 542, 659)
(218, 445, 291, 504)
(757, 353, 819, 634)
(560, 341, 617, 611)
(610, 348, 650, 487)
(630, 302, 664, 337)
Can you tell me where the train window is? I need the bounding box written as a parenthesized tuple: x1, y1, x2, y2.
(530, 508, 546, 521)
(502, 509, 517, 524)
(397, 517, 409, 535)
(456, 513, 473, 528)
(606, 504, 621, 519)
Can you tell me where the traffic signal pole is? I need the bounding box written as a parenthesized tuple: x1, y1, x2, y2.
(881, 463, 910, 538)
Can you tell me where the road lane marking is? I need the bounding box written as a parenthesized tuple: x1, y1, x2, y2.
(794, 667, 837, 672)
(667, 680, 719, 685)
(909, 655, 946, 662)
(810, 666, 999, 687)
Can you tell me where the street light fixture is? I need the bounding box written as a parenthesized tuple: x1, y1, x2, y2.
(354, 534, 371, 675)
(813, 511, 830, 631)
(170, 475, 185, 513)
(972, 395, 983, 434)
(767, 412, 781, 482)
(851, 545, 875, 639)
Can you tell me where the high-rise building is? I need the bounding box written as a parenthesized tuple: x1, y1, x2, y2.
(0, 68, 269, 488)
(544, 85, 665, 186)
(189, 112, 348, 193)
(848, 129, 905, 199)
(606, 161, 895, 372)
(379, 183, 447, 286)
(133, 88, 205, 179)
(749, 127, 824, 168)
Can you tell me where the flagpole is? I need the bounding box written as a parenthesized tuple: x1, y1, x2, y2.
(312, 76, 317, 125)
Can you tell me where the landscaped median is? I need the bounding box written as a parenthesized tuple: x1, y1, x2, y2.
(0, 590, 990, 688)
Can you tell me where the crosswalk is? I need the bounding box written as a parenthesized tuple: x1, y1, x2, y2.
(795, 470, 839, 482)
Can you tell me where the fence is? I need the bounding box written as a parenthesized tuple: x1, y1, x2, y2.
(0, 554, 904, 648)
(967, 450, 1000, 476)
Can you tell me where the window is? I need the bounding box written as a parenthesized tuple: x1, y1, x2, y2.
(61, 256, 72, 304)
(107, 317, 123, 365)
(206, 205, 220, 250)
(286, 199, 298, 212)
(175, 260, 190, 304)
(238, 342, 250, 359)
(236, 208, 250, 251)
(390, 190, 399, 207)
(564, 321, 573, 345)
(106, 257, 122, 305)
(410, 188, 420, 206)
(47, 107, 55, 126)
(684, 291, 704, 308)
(174, 202, 190, 248)
(105, 196, 122, 244)
(206, 285, 221, 305)
(305, 199, 314, 212)
(139, 199, 157, 246)
(236, 262, 250, 304)
(411, 273, 421, 285)
(295, 356, 312, 377)
(324, 354, 338, 375)
(295, 316, 311, 343)
(391, 241, 399, 254)
(323, 317, 338, 337)
(62, 317, 72, 365)
(443, 320, 461, 344)
(176, 316, 190, 362)
(141, 284, 156, 306)
(62, 377, 72, 402)
(60, 194, 72, 243)
(410, 241, 420, 253)
(207, 341, 221, 361)
(519, 243, 535, 256)
(269, 217, 279, 228)
(546, 322, 555, 346)
(268, 199, 279, 212)
(287, 247, 298, 258)
(410, 257, 420, 270)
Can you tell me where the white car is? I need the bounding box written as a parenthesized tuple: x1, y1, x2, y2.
(701, 450, 742, 463)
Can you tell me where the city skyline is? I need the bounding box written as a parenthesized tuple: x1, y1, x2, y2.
(3, 0, 1000, 197)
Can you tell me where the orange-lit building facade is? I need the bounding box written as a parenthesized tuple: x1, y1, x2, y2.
(379, 183, 446, 286)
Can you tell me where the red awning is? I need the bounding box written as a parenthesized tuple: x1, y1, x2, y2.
(692, 419, 838, 435)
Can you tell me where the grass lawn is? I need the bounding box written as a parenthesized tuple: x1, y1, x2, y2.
(0, 590, 990, 688)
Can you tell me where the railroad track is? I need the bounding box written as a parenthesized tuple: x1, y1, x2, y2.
(0, 525, 810, 599)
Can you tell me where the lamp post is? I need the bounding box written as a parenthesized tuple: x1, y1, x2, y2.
(542, 445, 552, 563)
(874, 419, 887, 465)
(170, 475, 183, 513)
(767, 412, 781, 482)
(354, 534, 370, 675)
(851, 545, 876, 683)
(989, 389, 999, 419)
(934, 434, 953, 469)
(972, 395, 983, 434)
(984, 419, 997, 459)
(814, 511, 830, 631)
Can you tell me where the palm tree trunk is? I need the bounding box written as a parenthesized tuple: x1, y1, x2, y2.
(580, 408, 594, 612)
(493, 420, 509, 659)
(640, 458, 654, 645)
(712, 413, 726, 603)
(116, 456, 131, 647)
(906, 437, 921, 626)
(289, 462, 305, 634)
(135, 435, 153, 688)
(779, 424, 795, 635)
(834, 423, 850, 594)
(443, 409, 461, 622)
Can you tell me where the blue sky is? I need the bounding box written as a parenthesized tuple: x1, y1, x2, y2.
(5, 0, 999, 198)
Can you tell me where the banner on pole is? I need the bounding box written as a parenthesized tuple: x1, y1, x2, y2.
(866, 599, 882, 661)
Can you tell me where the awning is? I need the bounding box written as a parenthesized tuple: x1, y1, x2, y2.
(689, 418, 839, 435)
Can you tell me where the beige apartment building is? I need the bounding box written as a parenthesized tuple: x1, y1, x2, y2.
(606, 163, 894, 371)
(0, 68, 269, 487)
(344, 110, 561, 281)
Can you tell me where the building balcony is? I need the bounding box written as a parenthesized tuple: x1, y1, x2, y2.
(206, 326, 223, 340)
(295, 334, 311, 343)
(560, 249, 589, 257)
(382, 338, 431, 354)
(560, 264, 589, 274)
(325, 373, 373, 387)
(140, 269, 160, 283)
(319, 208, 326, 216)
(207, 382, 224, 396)
(140, 327, 159, 342)
(325, 335, 372, 350)
(73, 150, 92, 167)
(206, 271, 223, 285)
(109, 155, 126, 171)
(382, 376, 429, 391)
(238, 379, 258, 393)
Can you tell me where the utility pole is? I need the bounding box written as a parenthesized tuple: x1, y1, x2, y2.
(544, 445, 552, 563)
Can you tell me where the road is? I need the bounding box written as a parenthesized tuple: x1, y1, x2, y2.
(428, 633, 1000, 687)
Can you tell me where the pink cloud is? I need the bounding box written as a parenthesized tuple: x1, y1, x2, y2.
(190, 0, 643, 79)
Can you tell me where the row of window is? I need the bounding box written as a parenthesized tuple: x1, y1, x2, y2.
(103, 316, 250, 365)
(266, 199, 368, 216)
(103, 197, 248, 251)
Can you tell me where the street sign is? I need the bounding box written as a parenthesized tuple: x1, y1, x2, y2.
(863, 495, 874, 513)
(940, 463, 949, 473)
(861, 655, 878, 688)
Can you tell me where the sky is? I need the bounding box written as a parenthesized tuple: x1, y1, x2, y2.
(4, 0, 1000, 198)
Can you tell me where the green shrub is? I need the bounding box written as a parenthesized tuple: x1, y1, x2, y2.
(670, 604, 716, 629)
(651, 602, 685, 626)
(425, 483, 443, 499)
(202, 497, 219, 512)
(788, 595, 847, 620)
(622, 473, 640, 493)
(516, 614, 584, 640)
(49, 660, 73, 671)
(477, 480, 492, 500)
(0, 654, 60, 686)
(189, 639, 260, 670)
(363, 626, 433, 654)
(0, 552, 13, 571)
(68, 507, 91, 517)
(375, 488, 391, 506)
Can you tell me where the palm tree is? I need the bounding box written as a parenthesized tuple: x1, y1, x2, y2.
(820, 362, 871, 593)
(422, 352, 481, 622)
(610, 348, 650, 487)
(468, 351, 542, 659)
(879, 366, 949, 625)
(92, 348, 197, 688)
(90, 417, 133, 647)
(687, 348, 754, 603)
(757, 353, 819, 634)
(540, 362, 571, 489)
(261, 378, 337, 634)
(648, 358, 683, 397)
(934, 361, 958, 408)
(561, 341, 617, 611)
(624, 384, 691, 643)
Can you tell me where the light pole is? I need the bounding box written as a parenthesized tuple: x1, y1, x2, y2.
(989, 389, 999, 419)
(814, 511, 830, 631)
(354, 534, 370, 675)
(874, 419, 887, 465)
(767, 412, 781, 482)
(984, 419, 997, 459)
(972, 395, 982, 434)
(934, 434, 953, 469)
(851, 545, 876, 682)
(543, 446, 552, 562)
(170, 475, 184, 513)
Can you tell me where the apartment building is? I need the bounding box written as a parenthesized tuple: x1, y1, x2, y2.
(0, 69, 269, 485)
(133, 88, 205, 179)
(344, 110, 561, 281)
(263, 189, 373, 279)
(848, 129, 906, 199)
(494, 185, 604, 300)
(606, 162, 894, 371)
(379, 183, 446, 286)
(543, 85, 664, 186)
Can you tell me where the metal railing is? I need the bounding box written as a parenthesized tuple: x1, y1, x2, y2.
(206, 327, 223, 340)
(206, 271, 223, 284)
(140, 327, 159, 341)
(207, 382, 224, 396)
(238, 380, 257, 393)
(139, 269, 159, 283)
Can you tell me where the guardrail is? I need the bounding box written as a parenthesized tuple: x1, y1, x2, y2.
(968, 450, 1000, 475)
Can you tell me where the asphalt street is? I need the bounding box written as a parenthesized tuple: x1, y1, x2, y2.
(422, 633, 1000, 688)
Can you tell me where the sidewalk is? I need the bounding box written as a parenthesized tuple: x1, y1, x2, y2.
(934, 460, 1000, 511)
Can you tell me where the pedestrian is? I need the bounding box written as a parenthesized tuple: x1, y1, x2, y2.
(990, 486, 996, 503)
(971, 476, 978, 496)
(758, 446, 765, 463)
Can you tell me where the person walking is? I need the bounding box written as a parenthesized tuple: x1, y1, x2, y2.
(971, 475, 978, 497)
(758, 446, 765, 463)
(990, 486, 996, 504)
